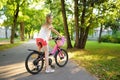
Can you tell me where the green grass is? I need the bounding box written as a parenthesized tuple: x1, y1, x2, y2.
(0, 38, 28, 51)
(0, 38, 9, 41)
(69, 41, 120, 80)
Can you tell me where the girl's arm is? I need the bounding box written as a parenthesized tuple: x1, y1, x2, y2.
(51, 28, 62, 37)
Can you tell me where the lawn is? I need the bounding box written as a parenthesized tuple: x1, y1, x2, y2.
(68, 41, 120, 80)
(0, 38, 28, 51)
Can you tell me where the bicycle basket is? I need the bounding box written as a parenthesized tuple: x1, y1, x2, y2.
(57, 37, 65, 47)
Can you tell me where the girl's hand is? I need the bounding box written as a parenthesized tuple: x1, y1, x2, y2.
(49, 37, 52, 40)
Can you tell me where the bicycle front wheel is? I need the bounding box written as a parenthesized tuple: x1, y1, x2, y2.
(55, 49, 68, 67)
(25, 52, 44, 74)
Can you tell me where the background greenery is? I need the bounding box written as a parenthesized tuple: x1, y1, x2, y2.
(0, 0, 120, 48)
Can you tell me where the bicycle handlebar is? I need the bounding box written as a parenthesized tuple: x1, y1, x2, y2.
(52, 37, 62, 41)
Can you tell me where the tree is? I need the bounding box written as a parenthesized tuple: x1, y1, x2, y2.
(0, 0, 7, 10)
(60, 0, 72, 48)
(97, 0, 120, 42)
(20, 21, 24, 41)
(73, 0, 95, 49)
(1, 19, 11, 38)
(9, 0, 21, 43)
(23, 8, 47, 39)
(104, 0, 120, 35)
(96, 3, 107, 43)
(1, 0, 46, 41)
(3, 0, 26, 43)
(74, 0, 79, 47)
(73, 0, 110, 49)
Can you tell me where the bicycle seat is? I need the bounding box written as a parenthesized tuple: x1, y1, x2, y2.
(28, 49, 40, 53)
(28, 49, 36, 51)
(28, 49, 45, 53)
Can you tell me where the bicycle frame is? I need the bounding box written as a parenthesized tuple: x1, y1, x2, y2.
(50, 37, 65, 57)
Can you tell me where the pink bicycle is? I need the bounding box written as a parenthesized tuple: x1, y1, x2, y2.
(25, 37, 68, 74)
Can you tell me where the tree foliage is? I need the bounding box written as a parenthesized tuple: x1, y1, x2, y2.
(0, 0, 120, 48)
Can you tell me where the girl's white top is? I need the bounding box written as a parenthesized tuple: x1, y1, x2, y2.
(37, 25, 52, 43)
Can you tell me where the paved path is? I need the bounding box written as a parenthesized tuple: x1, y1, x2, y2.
(0, 40, 98, 80)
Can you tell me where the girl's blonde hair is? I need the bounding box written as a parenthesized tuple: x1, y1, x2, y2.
(46, 13, 52, 19)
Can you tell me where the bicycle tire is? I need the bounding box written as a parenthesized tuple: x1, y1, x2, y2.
(55, 49, 68, 67)
(25, 51, 44, 74)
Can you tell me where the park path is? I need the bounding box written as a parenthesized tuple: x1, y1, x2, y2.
(0, 39, 98, 80)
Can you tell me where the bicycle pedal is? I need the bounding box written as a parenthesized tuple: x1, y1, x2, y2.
(51, 65, 55, 69)
(49, 53, 54, 56)
(60, 57, 64, 59)
(49, 58, 52, 65)
(49, 54, 53, 56)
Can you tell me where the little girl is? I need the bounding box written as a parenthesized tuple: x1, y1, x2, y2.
(36, 14, 62, 73)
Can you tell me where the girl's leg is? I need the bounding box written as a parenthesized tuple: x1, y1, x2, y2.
(44, 45, 55, 73)
(44, 45, 49, 69)
(38, 46, 41, 52)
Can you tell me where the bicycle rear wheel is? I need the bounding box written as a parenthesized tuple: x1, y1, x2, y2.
(25, 52, 44, 74)
(55, 49, 68, 67)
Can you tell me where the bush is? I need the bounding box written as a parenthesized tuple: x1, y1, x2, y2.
(101, 35, 120, 43)
(100, 35, 111, 42)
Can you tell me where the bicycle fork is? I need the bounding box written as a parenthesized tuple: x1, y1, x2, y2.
(58, 49, 64, 59)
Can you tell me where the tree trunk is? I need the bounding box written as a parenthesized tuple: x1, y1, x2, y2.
(10, 3, 19, 44)
(98, 24, 103, 43)
(10, 23, 16, 44)
(5, 27, 8, 39)
(74, 0, 79, 48)
(70, 24, 73, 40)
(79, 28, 85, 48)
(28, 33, 30, 39)
(61, 0, 72, 49)
(81, 26, 90, 49)
(79, 0, 94, 49)
(20, 22, 25, 41)
(79, 0, 86, 49)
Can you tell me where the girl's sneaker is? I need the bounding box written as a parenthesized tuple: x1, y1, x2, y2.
(45, 68, 55, 73)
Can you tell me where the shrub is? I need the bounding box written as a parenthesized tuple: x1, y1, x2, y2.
(109, 36, 118, 43)
(101, 35, 120, 43)
(101, 35, 111, 42)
